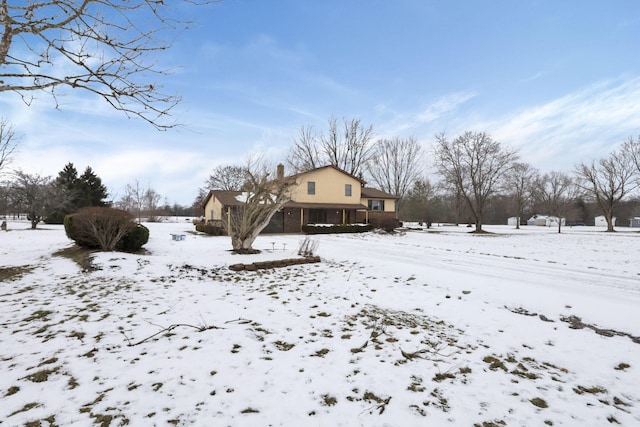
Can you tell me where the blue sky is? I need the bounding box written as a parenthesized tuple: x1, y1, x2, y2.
(3, 0, 640, 205)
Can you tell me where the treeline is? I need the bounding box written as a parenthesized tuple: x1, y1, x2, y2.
(0, 163, 196, 229)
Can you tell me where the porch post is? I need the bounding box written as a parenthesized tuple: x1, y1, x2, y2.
(342, 209, 346, 224)
(226, 207, 231, 235)
(300, 208, 304, 231)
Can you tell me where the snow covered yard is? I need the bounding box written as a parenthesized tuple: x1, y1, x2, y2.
(1, 221, 639, 426)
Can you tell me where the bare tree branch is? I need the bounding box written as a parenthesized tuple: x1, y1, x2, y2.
(0, 118, 18, 175)
(367, 136, 424, 203)
(0, 0, 217, 129)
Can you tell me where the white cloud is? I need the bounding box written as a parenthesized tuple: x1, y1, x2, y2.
(488, 76, 640, 171)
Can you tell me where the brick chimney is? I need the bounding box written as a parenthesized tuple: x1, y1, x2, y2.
(276, 163, 285, 180)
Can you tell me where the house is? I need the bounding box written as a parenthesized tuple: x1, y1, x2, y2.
(630, 217, 640, 228)
(203, 165, 399, 233)
(595, 215, 616, 227)
(527, 214, 565, 227)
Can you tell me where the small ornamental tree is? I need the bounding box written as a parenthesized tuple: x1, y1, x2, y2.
(65, 207, 140, 251)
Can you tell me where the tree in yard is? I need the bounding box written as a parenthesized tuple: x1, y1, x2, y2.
(0, 0, 214, 128)
(205, 165, 248, 191)
(77, 167, 109, 208)
(118, 180, 160, 223)
(434, 131, 518, 233)
(533, 171, 578, 234)
(622, 136, 640, 177)
(286, 116, 375, 177)
(0, 119, 18, 176)
(10, 170, 52, 229)
(401, 178, 436, 225)
(575, 148, 637, 232)
(45, 163, 109, 223)
(367, 136, 424, 207)
(194, 164, 247, 214)
(505, 162, 538, 229)
(225, 160, 295, 253)
(286, 126, 321, 173)
(143, 188, 162, 222)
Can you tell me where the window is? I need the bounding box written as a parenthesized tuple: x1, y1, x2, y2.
(345, 184, 352, 197)
(368, 199, 385, 211)
(309, 209, 326, 224)
(307, 181, 316, 195)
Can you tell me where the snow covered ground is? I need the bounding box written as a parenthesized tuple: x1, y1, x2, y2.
(1, 220, 639, 426)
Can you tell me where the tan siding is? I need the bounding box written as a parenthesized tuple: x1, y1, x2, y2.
(361, 197, 396, 213)
(204, 196, 224, 220)
(290, 168, 362, 203)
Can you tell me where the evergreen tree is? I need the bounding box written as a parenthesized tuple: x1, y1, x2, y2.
(78, 167, 109, 207)
(44, 163, 109, 223)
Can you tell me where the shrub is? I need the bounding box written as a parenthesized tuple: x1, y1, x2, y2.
(195, 223, 224, 236)
(65, 207, 137, 251)
(116, 224, 150, 253)
(302, 224, 374, 234)
(369, 217, 402, 233)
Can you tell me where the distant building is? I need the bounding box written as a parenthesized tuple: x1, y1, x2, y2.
(527, 214, 565, 227)
(630, 217, 640, 228)
(595, 215, 616, 227)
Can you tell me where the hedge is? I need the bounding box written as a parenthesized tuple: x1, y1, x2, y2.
(302, 224, 374, 234)
(195, 223, 225, 236)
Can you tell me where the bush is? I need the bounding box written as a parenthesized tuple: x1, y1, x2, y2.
(195, 223, 225, 236)
(116, 224, 150, 253)
(302, 224, 374, 234)
(369, 217, 402, 233)
(65, 207, 138, 251)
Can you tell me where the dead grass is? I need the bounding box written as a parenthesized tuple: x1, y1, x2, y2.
(0, 265, 34, 282)
(53, 246, 98, 272)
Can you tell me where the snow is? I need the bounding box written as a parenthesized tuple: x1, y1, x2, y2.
(1, 220, 639, 426)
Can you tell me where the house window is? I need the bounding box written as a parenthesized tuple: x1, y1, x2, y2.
(307, 181, 316, 195)
(368, 200, 385, 211)
(345, 184, 352, 197)
(308, 209, 326, 224)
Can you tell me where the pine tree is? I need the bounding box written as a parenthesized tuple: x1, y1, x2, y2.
(78, 167, 109, 208)
(44, 164, 109, 223)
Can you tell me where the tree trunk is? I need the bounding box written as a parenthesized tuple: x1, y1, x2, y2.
(605, 211, 615, 232)
(515, 216, 520, 230)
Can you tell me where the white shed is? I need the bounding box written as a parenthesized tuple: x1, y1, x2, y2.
(507, 217, 520, 226)
(630, 217, 640, 228)
(595, 215, 616, 227)
(527, 215, 565, 227)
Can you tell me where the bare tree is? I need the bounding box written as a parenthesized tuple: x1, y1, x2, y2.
(0, 119, 18, 175)
(10, 170, 52, 229)
(367, 136, 424, 204)
(622, 136, 640, 177)
(118, 180, 147, 223)
(286, 126, 320, 173)
(534, 171, 578, 234)
(434, 131, 518, 233)
(205, 165, 247, 191)
(322, 116, 374, 177)
(0, 1, 214, 128)
(575, 148, 637, 232)
(225, 159, 295, 253)
(505, 162, 538, 229)
(287, 117, 374, 177)
(144, 188, 163, 222)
